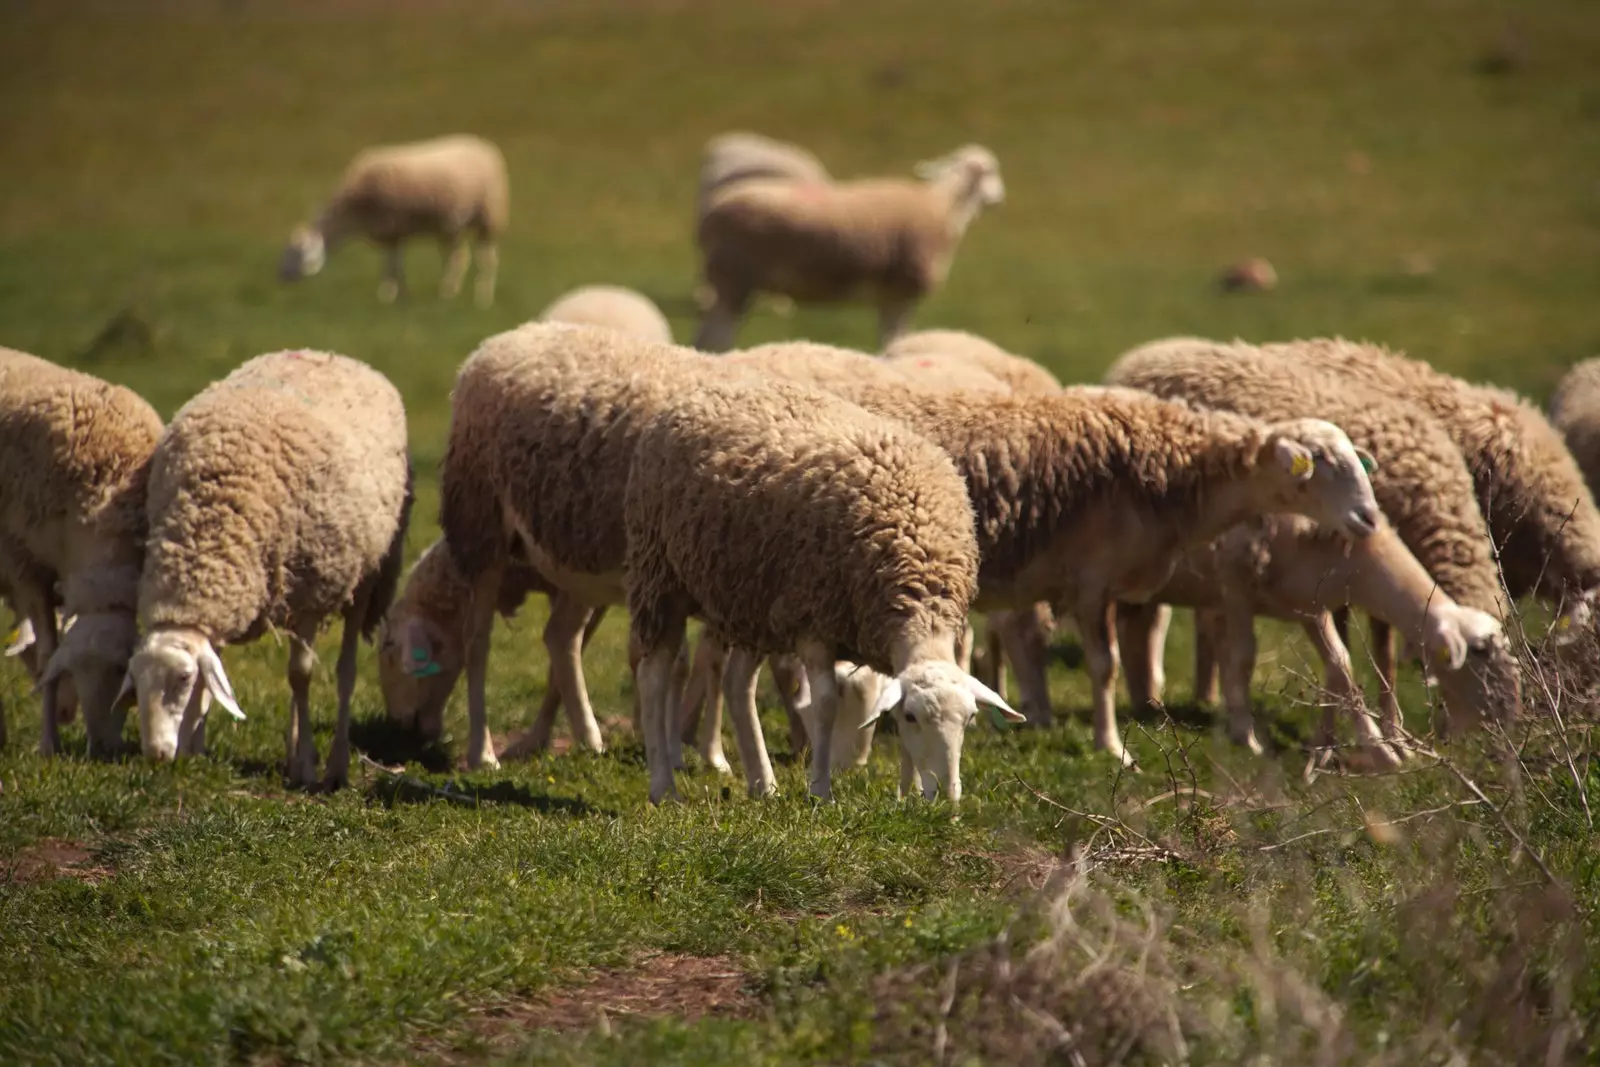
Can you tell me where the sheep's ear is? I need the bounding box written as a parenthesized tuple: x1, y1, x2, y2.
(34, 644, 72, 694)
(197, 644, 246, 721)
(114, 669, 136, 709)
(861, 677, 903, 729)
(1274, 439, 1316, 482)
(1356, 448, 1379, 475)
(965, 674, 1025, 723)
(4, 619, 35, 657)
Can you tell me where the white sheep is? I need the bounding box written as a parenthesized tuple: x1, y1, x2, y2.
(696, 131, 831, 224)
(126, 350, 412, 789)
(693, 144, 1005, 351)
(625, 374, 1020, 804)
(538, 285, 673, 344)
(279, 134, 509, 306)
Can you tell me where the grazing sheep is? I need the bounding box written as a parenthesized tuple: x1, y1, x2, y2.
(694, 144, 1005, 351)
(538, 285, 674, 344)
(1272, 338, 1600, 669)
(1550, 358, 1600, 504)
(127, 350, 412, 789)
(625, 375, 1020, 804)
(0, 347, 162, 757)
(885, 328, 1063, 394)
(730, 370, 1382, 765)
(279, 134, 509, 306)
(1116, 515, 1508, 760)
(1107, 337, 1522, 737)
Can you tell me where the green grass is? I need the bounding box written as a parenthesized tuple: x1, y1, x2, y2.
(3, 1, 1600, 1063)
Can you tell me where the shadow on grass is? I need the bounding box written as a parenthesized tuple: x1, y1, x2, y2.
(367, 774, 609, 817)
(349, 716, 454, 774)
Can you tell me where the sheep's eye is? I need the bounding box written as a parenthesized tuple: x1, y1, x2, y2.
(903, 711, 917, 725)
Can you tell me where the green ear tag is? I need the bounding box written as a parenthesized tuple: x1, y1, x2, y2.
(1360, 454, 1377, 474)
(988, 705, 1011, 731)
(413, 660, 443, 678)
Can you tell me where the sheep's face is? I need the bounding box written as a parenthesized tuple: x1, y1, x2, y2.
(378, 616, 459, 741)
(1259, 419, 1380, 539)
(1435, 625, 1521, 731)
(864, 660, 1022, 804)
(279, 226, 326, 281)
(916, 144, 1005, 207)
(38, 612, 138, 754)
(127, 629, 244, 761)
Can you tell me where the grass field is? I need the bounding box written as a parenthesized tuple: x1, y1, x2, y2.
(3, 1, 1600, 1063)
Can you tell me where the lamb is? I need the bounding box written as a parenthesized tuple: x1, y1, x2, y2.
(885, 328, 1063, 394)
(1268, 337, 1600, 673)
(538, 285, 673, 344)
(125, 350, 412, 789)
(717, 360, 1383, 765)
(0, 347, 162, 757)
(1115, 514, 1508, 761)
(1106, 337, 1523, 738)
(693, 144, 1005, 351)
(625, 374, 1021, 804)
(1550, 358, 1600, 504)
(279, 134, 509, 306)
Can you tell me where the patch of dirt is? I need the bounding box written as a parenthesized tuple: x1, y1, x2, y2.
(3, 838, 114, 885)
(416, 953, 759, 1062)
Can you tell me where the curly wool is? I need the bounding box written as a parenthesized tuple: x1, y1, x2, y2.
(624, 376, 978, 673)
(140, 350, 412, 643)
(1106, 338, 1507, 618)
(538, 285, 674, 344)
(323, 134, 509, 244)
(0, 346, 162, 617)
(1551, 358, 1600, 507)
(886, 329, 1062, 394)
(1267, 337, 1600, 599)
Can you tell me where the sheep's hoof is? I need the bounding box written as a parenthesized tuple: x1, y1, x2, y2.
(704, 752, 733, 776)
(648, 782, 680, 805)
(1228, 727, 1266, 756)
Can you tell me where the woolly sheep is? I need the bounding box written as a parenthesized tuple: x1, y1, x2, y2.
(696, 131, 830, 223)
(730, 364, 1383, 765)
(885, 328, 1063, 394)
(3, 609, 81, 749)
(126, 350, 412, 789)
(1116, 515, 1507, 761)
(0, 347, 162, 757)
(1550, 358, 1600, 504)
(1106, 337, 1522, 736)
(1271, 338, 1600, 669)
(693, 144, 1005, 351)
(538, 284, 673, 344)
(625, 374, 1021, 804)
(279, 134, 509, 306)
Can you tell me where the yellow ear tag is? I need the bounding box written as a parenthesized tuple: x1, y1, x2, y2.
(1435, 643, 1454, 663)
(4, 627, 17, 645)
(1290, 454, 1313, 477)
(1558, 615, 1572, 631)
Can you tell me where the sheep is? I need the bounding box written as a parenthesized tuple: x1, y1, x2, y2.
(1550, 358, 1600, 504)
(885, 328, 1063, 394)
(1268, 338, 1600, 677)
(713, 355, 1383, 765)
(1106, 337, 1523, 738)
(126, 350, 412, 789)
(696, 131, 830, 223)
(278, 134, 509, 306)
(3, 612, 80, 740)
(439, 322, 791, 784)
(0, 347, 162, 758)
(693, 144, 1005, 352)
(1115, 514, 1508, 762)
(625, 374, 1021, 804)
(538, 285, 674, 344)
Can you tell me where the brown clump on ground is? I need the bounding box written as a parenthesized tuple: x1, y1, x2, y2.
(3, 838, 114, 885)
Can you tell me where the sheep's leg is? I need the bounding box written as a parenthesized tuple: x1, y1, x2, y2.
(1369, 617, 1403, 740)
(667, 638, 691, 770)
(1077, 599, 1131, 766)
(463, 572, 501, 771)
(996, 607, 1053, 725)
(22, 593, 60, 757)
(688, 631, 731, 773)
(547, 595, 605, 754)
(1114, 601, 1162, 711)
(1219, 605, 1264, 755)
(691, 287, 749, 353)
(286, 628, 320, 787)
(956, 622, 974, 674)
(637, 629, 684, 805)
(876, 298, 915, 349)
(1192, 608, 1223, 705)
(798, 643, 840, 799)
(473, 241, 498, 307)
(377, 242, 405, 304)
(1302, 613, 1398, 769)
(439, 234, 471, 300)
(723, 646, 777, 798)
(320, 605, 365, 791)
(770, 653, 810, 756)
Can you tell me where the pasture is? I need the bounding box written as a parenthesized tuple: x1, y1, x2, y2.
(2, 1, 1599, 1063)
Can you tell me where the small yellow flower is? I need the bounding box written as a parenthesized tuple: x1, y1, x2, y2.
(904, 917, 914, 928)
(835, 923, 854, 941)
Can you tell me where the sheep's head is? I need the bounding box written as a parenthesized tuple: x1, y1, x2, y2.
(1256, 418, 1380, 540)
(1434, 613, 1522, 732)
(831, 662, 889, 771)
(915, 144, 1005, 208)
(377, 614, 460, 741)
(279, 226, 326, 281)
(1549, 588, 1595, 647)
(37, 611, 138, 754)
(125, 627, 244, 761)
(860, 659, 1023, 804)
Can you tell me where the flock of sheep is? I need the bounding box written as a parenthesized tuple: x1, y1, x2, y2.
(6, 130, 1600, 807)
